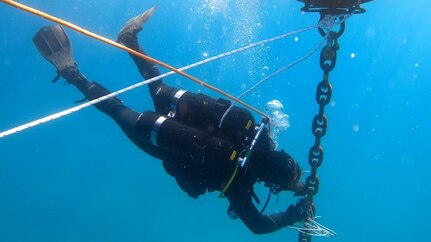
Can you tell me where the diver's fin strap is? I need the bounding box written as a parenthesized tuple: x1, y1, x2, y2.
(51, 73, 61, 83)
(74, 96, 88, 104)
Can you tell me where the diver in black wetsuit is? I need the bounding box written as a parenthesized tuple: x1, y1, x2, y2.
(33, 7, 313, 234)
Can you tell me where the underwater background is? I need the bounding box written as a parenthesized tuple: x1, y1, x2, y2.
(0, 0, 429, 241)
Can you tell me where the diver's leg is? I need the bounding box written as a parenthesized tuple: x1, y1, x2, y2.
(66, 68, 142, 143)
(117, 7, 164, 98)
(33, 25, 140, 143)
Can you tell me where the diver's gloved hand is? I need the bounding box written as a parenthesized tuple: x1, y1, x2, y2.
(291, 182, 306, 197)
(286, 198, 314, 222)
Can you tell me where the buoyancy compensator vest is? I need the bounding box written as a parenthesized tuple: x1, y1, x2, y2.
(136, 84, 257, 198)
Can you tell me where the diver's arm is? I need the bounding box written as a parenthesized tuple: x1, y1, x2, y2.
(226, 191, 300, 234)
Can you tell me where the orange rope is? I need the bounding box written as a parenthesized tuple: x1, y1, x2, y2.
(1, 0, 269, 120)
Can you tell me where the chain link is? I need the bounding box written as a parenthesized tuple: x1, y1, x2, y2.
(299, 232, 311, 242)
(304, 30, 338, 199)
(298, 23, 343, 242)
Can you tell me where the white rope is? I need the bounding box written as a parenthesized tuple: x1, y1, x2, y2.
(287, 217, 337, 238)
(0, 25, 318, 139)
(0, 77, 159, 138)
(218, 34, 328, 127)
(218, 13, 354, 127)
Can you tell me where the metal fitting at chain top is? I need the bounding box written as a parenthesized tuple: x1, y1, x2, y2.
(298, 0, 371, 15)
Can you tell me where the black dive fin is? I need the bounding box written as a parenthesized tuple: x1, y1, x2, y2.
(33, 25, 75, 73)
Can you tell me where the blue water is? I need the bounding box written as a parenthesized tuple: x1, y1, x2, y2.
(0, 1, 429, 241)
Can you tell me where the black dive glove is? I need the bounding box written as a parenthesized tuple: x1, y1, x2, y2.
(286, 198, 314, 222)
(292, 182, 306, 197)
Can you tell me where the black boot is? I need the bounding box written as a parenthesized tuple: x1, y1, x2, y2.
(117, 6, 157, 49)
(116, 7, 163, 96)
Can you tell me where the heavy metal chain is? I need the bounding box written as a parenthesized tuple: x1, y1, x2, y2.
(298, 20, 344, 242)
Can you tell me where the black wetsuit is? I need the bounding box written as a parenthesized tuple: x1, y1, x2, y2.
(62, 40, 299, 234)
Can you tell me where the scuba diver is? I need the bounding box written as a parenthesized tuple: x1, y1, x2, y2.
(32, 7, 313, 234)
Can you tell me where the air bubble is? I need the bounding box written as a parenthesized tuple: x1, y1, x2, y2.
(265, 100, 290, 148)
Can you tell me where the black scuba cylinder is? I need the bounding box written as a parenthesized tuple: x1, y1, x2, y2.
(135, 110, 241, 165)
(152, 84, 256, 146)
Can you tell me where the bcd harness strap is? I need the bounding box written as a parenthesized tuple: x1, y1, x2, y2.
(150, 116, 167, 147)
(168, 89, 187, 118)
(150, 89, 187, 146)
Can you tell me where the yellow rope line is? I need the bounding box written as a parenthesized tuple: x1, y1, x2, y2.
(1, 0, 269, 120)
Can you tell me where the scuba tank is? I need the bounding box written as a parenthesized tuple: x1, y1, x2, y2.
(138, 85, 267, 198)
(152, 85, 256, 146)
(135, 110, 242, 166)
